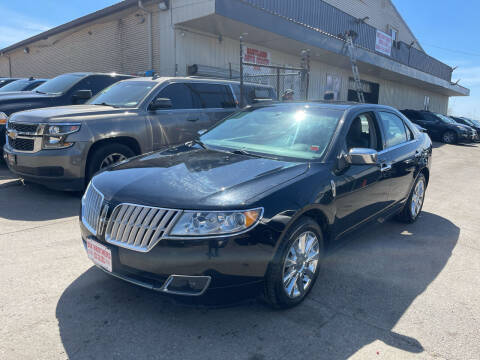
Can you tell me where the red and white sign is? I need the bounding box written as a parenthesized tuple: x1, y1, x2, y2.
(87, 238, 112, 272)
(243, 47, 271, 65)
(375, 30, 393, 56)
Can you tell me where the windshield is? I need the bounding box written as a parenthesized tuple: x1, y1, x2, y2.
(34, 74, 83, 95)
(459, 117, 475, 126)
(200, 105, 343, 160)
(0, 79, 30, 92)
(88, 81, 156, 108)
(436, 114, 456, 124)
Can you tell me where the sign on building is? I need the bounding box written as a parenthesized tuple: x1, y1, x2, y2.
(375, 30, 393, 56)
(243, 47, 271, 65)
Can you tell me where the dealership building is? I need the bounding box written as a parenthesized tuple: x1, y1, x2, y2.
(0, 0, 469, 113)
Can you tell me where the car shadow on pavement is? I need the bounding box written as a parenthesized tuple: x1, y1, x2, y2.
(55, 212, 458, 360)
(0, 177, 80, 222)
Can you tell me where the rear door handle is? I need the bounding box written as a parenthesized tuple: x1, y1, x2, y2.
(381, 163, 392, 172)
(187, 117, 199, 122)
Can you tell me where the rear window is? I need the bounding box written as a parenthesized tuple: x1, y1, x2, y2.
(190, 83, 235, 108)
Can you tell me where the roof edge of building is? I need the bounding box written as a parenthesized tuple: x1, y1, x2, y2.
(0, 0, 157, 55)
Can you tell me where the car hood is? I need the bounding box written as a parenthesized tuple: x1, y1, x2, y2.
(8, 105, 136, 123)
(92, 146, 310, 209)
(0, 92, 55, 102)
(0, 91, 34, 97)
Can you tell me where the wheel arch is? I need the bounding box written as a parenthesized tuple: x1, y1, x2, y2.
(85, 136, 142, 176)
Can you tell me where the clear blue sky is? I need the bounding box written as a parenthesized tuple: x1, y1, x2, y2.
(0, 0, 477, 118)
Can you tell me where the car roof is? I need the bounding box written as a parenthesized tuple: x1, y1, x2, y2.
(249, 101, 399, 112)
(58, 72, 133, 78)
(123, 76, 274, 88)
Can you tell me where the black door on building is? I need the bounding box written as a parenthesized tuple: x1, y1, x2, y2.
(348, 78, 380, 104)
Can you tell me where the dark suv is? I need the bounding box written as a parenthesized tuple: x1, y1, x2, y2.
(450, 116, 480, 142)
(0, 72, 132, 153)
(400, 110, 475, 144)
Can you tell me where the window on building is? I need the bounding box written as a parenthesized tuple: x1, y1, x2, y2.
(379, 111, 409, 148)
(424, 96, 430, 111)
(390, 26, 398, 42)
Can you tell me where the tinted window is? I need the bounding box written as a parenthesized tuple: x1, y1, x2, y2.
(35, 74, 84, 94)
(24, 81, 45, 91)
(89, 81, 156, 108)
(379, 112, 408, 148)
(346, 112, 381, 151)
(155, 83, 196, 109)
(73, 75, 124, 96)
(420, 112, 438, 122)
(201, 105, 342, 160)
(232, 84, 276, 105)
(190, 83, 235, 108)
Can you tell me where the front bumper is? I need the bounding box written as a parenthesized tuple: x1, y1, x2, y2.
(80, 220, 279, 300)
(3, 141, 89, 191)
(458, 132, 476, 143)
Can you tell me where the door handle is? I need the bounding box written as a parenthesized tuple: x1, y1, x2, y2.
(187, 118, 199, 122)
(381, 163, 392, 172)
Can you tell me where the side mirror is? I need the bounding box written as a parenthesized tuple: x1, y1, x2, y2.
(150, 98, 172, 110)
(72, 89, 92, 101)
(347, 148, 378, 165)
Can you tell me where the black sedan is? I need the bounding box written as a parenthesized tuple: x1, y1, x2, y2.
(450, 116, 480, 142)
(80, 102, 432, 308)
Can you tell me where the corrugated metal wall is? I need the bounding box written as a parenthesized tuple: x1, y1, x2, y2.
(240, 0, 453, 81)
(0, 7, 156, 78)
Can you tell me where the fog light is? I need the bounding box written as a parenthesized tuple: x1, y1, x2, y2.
(163, 275, 211, 296)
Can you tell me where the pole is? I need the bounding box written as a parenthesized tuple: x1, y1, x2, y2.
(239, 36, 244, 107)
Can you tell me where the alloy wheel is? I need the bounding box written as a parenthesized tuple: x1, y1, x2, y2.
(410, 179, 425, 218)
(100, 153, 128, 169)
(443, 132, 455, 144)
(282, 231, 320, 299)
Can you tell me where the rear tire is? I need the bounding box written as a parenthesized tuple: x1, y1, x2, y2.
(397, 173, 427, 223)
(263, 217, 324, 309)
(86, 143, 135, 183)
(442, 131, 457, 144)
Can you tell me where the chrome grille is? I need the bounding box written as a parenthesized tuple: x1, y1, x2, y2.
(105, 204, 181, 252)
(8, 122, 39, 134)
(81, 183, 107, 236)
(8, 137, 35, 151)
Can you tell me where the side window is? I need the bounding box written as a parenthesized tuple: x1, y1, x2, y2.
(379, 112, 409, 148)
(87, 76, 120, 95)
(190, 83, 236, 108)
(155, 83, 196, 109)
(346, 112, 381, 151)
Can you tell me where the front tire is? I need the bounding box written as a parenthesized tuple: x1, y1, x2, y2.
(86, 143, 135, 183)
(397, 173, 427, 223)
(263, 217, 324, 309)
(442, 131, 457, 144)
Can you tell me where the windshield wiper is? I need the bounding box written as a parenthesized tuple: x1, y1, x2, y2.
(189, 139, 208, 149)
(35, 90, 47, 94)
(229, 149, 278, 160)
(94, 102, 118, 108)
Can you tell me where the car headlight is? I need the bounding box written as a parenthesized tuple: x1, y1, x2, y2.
(43, 123, 80, 149)
(169, 208, 263, 237)
(0, 112, 7, 125)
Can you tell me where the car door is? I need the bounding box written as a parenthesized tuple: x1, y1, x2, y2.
(416, 112, 442, 138)
(377, 111, 419, 204)
(189, 82, 237, 128)
(147, 82, 209, 150)
(334, 111, 392, 234)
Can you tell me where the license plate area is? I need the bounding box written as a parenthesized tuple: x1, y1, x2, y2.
(86, 238, 112, 272)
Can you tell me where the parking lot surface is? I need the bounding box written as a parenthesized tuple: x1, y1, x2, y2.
(0, 142, 479, 360)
